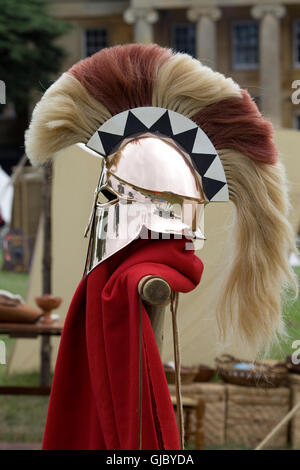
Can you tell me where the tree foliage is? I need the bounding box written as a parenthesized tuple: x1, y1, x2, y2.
(0, 0, 70, 110)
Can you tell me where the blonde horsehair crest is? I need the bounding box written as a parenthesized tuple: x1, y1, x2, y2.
(25, 44, 298, 355)
(218, 150, 297, 355)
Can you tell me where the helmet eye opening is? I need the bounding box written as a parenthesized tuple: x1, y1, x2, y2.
(99, 187, 118, 203)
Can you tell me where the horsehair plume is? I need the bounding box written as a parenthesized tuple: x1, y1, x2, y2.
(192, 90, 278, 164)
(218, 150, 298, 355)
(24, 43, 297, 355)
(25, 44, 241, 165)
(70, 43, 172, 114)
(25, 43, 170, 166)
(25, 73, 112, 166)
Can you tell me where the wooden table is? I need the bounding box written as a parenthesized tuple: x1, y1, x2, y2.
(171, 395, 205, 449)
(0, 320, 63, 395)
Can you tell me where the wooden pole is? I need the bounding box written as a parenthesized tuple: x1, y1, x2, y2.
(255, 399, 300, 450)
(40, 162, 52, 387)
(138, 276, 171, 355)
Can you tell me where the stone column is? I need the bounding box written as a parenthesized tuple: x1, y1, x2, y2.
(251, 4, 286, 127)
(187, 7, 222, 69)
(124, 8, 159, 44)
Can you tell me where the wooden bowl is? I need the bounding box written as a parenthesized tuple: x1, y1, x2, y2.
(0, 304, 43, 323)
(194, 364, 216, 382)
(164, 365, 198, 385)
(35, 295, 62, 324)
(35, 295, 62, 311)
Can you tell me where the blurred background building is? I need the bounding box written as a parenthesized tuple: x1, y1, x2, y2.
(47, 0, 300, 131)
(1, 0, 300, 174)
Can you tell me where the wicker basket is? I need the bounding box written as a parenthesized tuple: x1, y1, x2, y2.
(226, 384, 290, 448)
(169, 383, 226, 447)
(289, 374, 300, 449)
(286, 355, 300, 374)
(215, 354, 287, 388)
(164, 366, 198, 385)
(194, 365, 216, 383)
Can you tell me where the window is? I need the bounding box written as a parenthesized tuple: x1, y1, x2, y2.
(293, 20, 300, 67)
(294, 114, 300, 130)
(83, 29, 108, 57)
(0, 103, 16, 120)
(172, 24, 196, 57)
(232, 21, 259, 70)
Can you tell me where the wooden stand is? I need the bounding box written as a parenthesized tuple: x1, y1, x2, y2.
(171, 395, 205, 449)
(138, 276, 171, 355)
(41, 162, 52, 387)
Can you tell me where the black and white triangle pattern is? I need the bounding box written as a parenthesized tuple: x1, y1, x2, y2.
(86, 107, 228, 202)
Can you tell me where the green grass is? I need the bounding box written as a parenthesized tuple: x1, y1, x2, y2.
(0, 249, 49, 443)
(267, 266, 300, 360)
(0, 395, 48, 443)
(0, 371, 49, 443)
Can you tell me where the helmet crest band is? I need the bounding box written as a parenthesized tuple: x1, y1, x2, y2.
(86, 107, 228, 203)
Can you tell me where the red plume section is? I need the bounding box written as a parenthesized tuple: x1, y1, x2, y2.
(70, 44, 171, 116)
(192, 89, 278, 164)
(70, 44, 277, 165)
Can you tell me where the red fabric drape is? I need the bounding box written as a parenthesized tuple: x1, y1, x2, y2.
(42, 238, 203, 450)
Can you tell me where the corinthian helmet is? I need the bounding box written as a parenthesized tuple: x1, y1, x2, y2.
(25, 44, 297, 355)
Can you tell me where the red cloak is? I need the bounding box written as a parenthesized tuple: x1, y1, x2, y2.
(42, 238, 203, 450)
